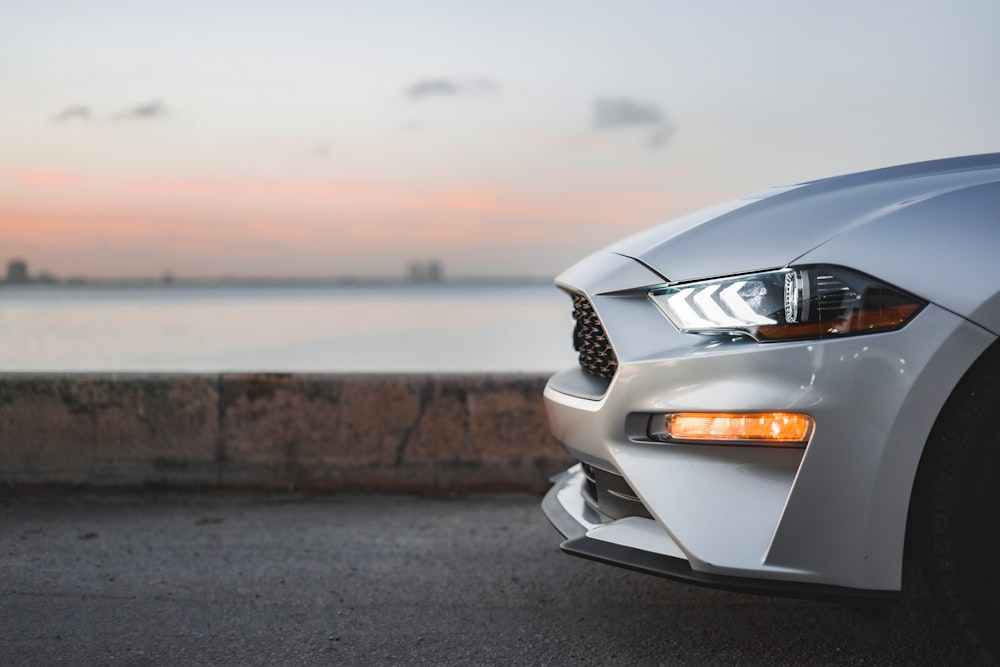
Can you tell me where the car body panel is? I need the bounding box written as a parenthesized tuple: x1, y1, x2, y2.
(546, 299, 994, 589)
(543, 153, 1000, 596)
(609, 153, 1000, 287)
(798, 179, 1000, 334)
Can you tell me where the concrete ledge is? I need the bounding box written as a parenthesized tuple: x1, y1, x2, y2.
(0, 373, 572, 494)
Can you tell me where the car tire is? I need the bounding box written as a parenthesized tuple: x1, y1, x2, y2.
(914, 343, 1000, 664)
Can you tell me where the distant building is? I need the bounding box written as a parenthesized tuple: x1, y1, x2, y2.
(409, 262, 424, 282)
(7, 259, 28, 283)
(426, 261, 442, 282)
(409, 260, 444, 283)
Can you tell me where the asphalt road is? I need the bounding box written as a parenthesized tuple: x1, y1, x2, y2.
(0, 493, 964, 666)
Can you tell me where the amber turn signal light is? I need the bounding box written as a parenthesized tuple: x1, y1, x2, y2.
(649, 412, 814, 446)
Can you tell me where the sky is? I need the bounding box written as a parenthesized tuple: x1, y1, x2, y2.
(2, 0, 999, 279)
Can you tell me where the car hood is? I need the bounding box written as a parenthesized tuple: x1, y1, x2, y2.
(609, 153, 1000, 284)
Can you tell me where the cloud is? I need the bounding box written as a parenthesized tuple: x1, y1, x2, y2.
(115, 101, 169, 121)
(52, 106, 91, 123)
(593, 97, 664, 129)
(646, 126, 674, 149)
(404, 77, 498, 100)
(406, 79, 457, 99)
(15, 171, 78, 187)
(592, 97, 674, 149)
(50, 101, 171, 125)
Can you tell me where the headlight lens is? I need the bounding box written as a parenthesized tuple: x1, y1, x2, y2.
(648, 265, 925, 341)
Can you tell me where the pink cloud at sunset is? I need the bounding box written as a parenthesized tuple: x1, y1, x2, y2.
(14, 171, 81, 188)
(0, 171, 723, 278)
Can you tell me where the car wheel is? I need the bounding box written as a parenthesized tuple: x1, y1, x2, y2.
(914, 343, 1000, 664)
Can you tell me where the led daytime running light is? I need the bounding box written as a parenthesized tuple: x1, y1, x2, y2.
(648, 265, 924, 342)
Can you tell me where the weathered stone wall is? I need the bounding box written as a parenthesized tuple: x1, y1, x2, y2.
(0, 374, 571, 493)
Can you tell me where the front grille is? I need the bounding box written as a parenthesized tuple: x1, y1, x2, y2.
(581, 463, 652, 520)
(572, 295, 618, 379)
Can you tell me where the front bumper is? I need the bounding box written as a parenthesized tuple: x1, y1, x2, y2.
(543, 465, 896, 604)
(543, 253, 995, 595)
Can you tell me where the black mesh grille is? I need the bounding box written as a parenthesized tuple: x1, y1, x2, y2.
(572, 294, 618, 379)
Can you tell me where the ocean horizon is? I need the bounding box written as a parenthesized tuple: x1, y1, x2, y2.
(0, 283, 577, 373)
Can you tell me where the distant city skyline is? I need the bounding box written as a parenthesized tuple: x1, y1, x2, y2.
(3, 1, 1000, 278)
(5, 258, 29, 283)
(2, 255, 468, 284)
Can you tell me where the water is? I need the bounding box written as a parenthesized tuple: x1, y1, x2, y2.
(0, 283, 578, 373)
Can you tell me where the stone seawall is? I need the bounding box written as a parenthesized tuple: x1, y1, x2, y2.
(0, 374, 571, 494)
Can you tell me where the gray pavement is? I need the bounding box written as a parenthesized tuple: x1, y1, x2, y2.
(0, 493, 963, 665)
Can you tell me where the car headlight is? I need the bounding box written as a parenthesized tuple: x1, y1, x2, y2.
(648, 265, 925, 341)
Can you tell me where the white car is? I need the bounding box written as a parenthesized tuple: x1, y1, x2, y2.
(542, 153, 1000, 660)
